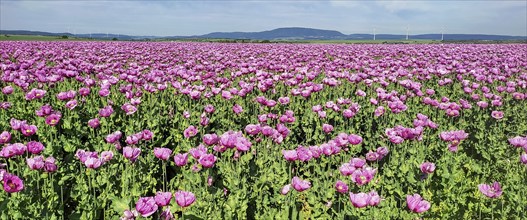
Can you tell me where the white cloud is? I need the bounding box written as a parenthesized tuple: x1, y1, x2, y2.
(0, 0, 525, 36)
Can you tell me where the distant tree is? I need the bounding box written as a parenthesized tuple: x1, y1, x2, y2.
(112, 37, 118, 41)
(61, 35, 69, 39)
(4, 35, 9, 37)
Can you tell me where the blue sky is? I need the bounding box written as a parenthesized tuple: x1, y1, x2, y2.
(1, 0, 526, 36)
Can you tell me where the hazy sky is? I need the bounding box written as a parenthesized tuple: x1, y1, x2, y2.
(1, 0, 526, 36)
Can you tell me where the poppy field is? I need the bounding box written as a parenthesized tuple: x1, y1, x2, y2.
(0, 41, 526, 219)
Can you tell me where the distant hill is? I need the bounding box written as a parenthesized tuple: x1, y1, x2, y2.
(198, 27, 348, 40)
(167, 27, 527, 41)
(1, 28, 526, 41)
(0, 30, 73, 37)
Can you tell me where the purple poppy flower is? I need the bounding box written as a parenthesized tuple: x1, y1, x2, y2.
(141, 130, 153, 141)
(221, 91, 232, 100)
(25, 88, 46, 100)
(232, 104, 243, 114)
(447, 144, 459, 152)
(57, 91, 76, 101)
(122, 209, 138, 220)
(291, 176, 311, 192)
(235, 136, 252, 152)
(374, 106, 385, 117)
(85, 157, 103, 169)
(45, 113, 61, 127)
(0, 102, 10, 109)
(2, 86, 14, 95)
(339, 163, 356, 176)
(159, 207, 174, 220)
(0, 169, 5, 182)
(244, 124, 261, 135)
(204, 104, 215, 114)
(356, 89, 366, 97)
(219, 131, 249, 150)
(173, 153, 188, 167)
(65, 100, 78, 110)
(276, 123, 290, 136)
(36, 104, 53, 117)
(88, 118, 100, 128)
(368, 191, 381, 206)
(106, 131, 122, 143)
(365, 150, 379, 161)
(296, 146, 312, 162)
(281, 184, 292, 195)
(123, 147, 141, 163)
(508, 136, 527, 148)
(183, 126, 198, 138)
(79, 87, 90, 96)
(203, 134, 219, 146)
(21, 124, 37, 136)
(199, 115, 209, 126)
(27, 141, 44, 154)
(183, 111, 190, 119)
(349, 192, 369, 208)
(1, 143, 27, 158)
(376, 146, 389, 158)
(282, 150, 298, 161)
(189, 145, 207, 159)
(207, 176, 214, 186)
(351, 167, 376, 186)
(135, 197, 158, 217)
(350, 158, 366, 168)
(101, 151, 114, 162)
(27, 156, 45, 170)
(407, 194, 431, 213)
(174, 190, 196, 208)
(10, 118, 26, 130)
(420, 162, 436, 174)
(99, 88, 110, 97)
(155, 192, 173, 207)
(190, 163, 202, 172)
(348, 134, 363, 145)
(322, 124, 334, 133)
(154, 148, 172, 161)
(130, 98, 141, 106)
(75, 150, 90, 163)
(478, 181, 503, 198)
(261, 126, 274, 137)
(491, 111, 504, 119)
(335, 180, 349, 193)
(198, 153, 217, 168)
(126, 134, 141, 145)
(121, 103, 137, 115)
(2, 173, 24, 193)
(99, 106, 114, 117)
(43, 156, 57, 172)
(520, 153, 527, 164)
(278, 97, 290, 105)
(0, 131, 11, 144)
(342, 109, 355, 118)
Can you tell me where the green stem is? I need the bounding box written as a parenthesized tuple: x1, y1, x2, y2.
(163, 161, 167, 192)
(491, 199, 494, 220)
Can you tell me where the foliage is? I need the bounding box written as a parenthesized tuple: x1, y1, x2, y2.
(0, 42, 526, 219)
